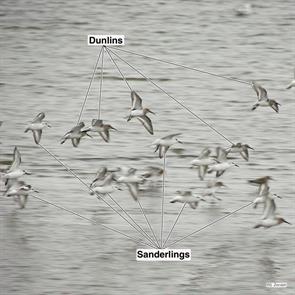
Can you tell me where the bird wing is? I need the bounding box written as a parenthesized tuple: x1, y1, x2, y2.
(92, 119, 103, 127)
(99, 131, 109, 142)
(131, 91, 143, 110)
(126, 183, 139, 201)
(199, 147, 211, 159)
(198, 165, 208, 180)
(32, 130, 42, 144)
(70, 122, 85, 133)
(216, 147, 228, 162)
(71, 138, 80, 147)
(8, 147, 21, 172)
(137, 115, 153, 135)
(32, 112, 45, 123)
(262, 198, 277, 220)
(162, 133, 181, 140)
(240, 146, 249, 161)
(251, 81, 268, 101)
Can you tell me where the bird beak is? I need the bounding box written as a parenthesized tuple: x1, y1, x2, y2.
(234, 163, 239, 167)
(176, 139, 183, 144)
(248, 146, 254, 150)
(33, 189, 39, 193)
(110, 126, 117, 131)
(283, 219, 291, 225)
(86, 133, 93, 138)
(148, 109, 155, 115)
(274, 194, 282, 199)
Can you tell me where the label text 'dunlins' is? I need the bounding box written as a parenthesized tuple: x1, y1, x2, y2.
(88, 35, 125, 46)
(136, 249, 191, 262)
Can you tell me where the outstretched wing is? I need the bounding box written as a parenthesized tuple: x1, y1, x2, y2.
(137, 115, 153, 135)
(32, 112, 45, 123)
(216, 147, 228, 162)
(199, 147, 211, 159)
(8, 147, 21, 172)
(32, 130, 42, 144)
(162, 133, 181, 140)
(251, 81, 268, 101)
(262, 198, 277, 220)
(131, 91, 143, 110)
(126, 183, 139, 201)
(92, 119, 103, 127)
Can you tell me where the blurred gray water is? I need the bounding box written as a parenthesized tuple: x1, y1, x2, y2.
(1, 0, 295, 294)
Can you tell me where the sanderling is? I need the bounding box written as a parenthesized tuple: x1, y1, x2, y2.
(1, 147, 31, 183)
(254, 196, 291, 228)
(152, 133, 182, 158)
(170, 191, 205, 209)
(90, 173, 117, 196)
(286, 68, 295, 89)
(25, 112, 51, 144)
(190, 147, 216, 180)
(208, 147, 239, 177)
(127, 91, 155, 135)
(4, 180, 37, 209)
(116, 168, 145, 201)
(251, 81, 280, 113)
(228, 142, 254, 161)
(84, 119, 116, 143)
(60, 122, 91, 147)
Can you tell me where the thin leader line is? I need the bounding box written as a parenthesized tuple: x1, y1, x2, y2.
(30, 194, 155, 248)
(98, 46, 105, 119)
(137, 199, 160, 248)
(110, 47, 251, 86)
(162, 202, 187, 248)
(105, 46, 132, 91)
(37, 143, 158, 248)
(160, 153, 166, 248)
(107, 48, 234, 146)
(77, 46, 103, 125)
(167, 201, 253, 248)
(106, 46, 160, 247)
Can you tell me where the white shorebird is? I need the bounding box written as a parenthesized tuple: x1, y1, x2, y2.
(248, 176, 273, 195)
(127, 91, 155, 135)
(254, 197, 291, 228)
(116, 168, 145, 201)
(190, 147, 216, 180)
(152, 133, 182, 158)
(25, 112, 51, 144)
(60, 122, 91, 147)
(1, 147, 31, 184)
(90, 173, 117, 196)
(84, 119, 116, 143)
(251, 81, 280, 113)
(201, 180, 226, 201)
(170, 191, 205, 209)
(235, 3, 252, 16)
(4, 180, 37, 209)
(90, 166, 108, 187)
(227, 142, 254, 161)
(208, 147, 239, 177)
(286, 69, 295, 89)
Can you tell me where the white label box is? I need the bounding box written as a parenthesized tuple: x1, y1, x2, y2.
(88, 35, 125, 46)
(136, 249, 191, 262)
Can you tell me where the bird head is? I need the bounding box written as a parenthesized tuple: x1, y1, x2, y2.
(277, 217, 291, 225)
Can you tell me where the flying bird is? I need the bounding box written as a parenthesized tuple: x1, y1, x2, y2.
(251, 81, 280, 113)
(84, 119, 116, 143)
(152, 133, 182, 158)
(127, 91, 155, 135)
(25, 112, 51, 144)
(61, 122, 91, 147)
